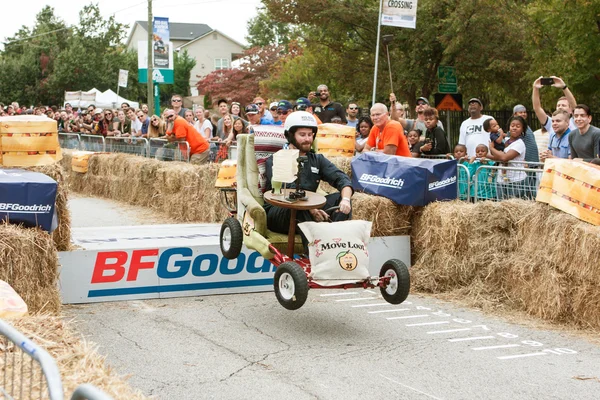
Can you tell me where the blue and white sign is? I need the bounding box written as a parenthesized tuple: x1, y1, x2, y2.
(351, 152, 457, 206)
(0, 169, 57, 232)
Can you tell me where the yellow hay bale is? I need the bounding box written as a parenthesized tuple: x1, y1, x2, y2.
(0, 223, 60, 314)
(351, 192, 414, 236)
(411, 199, 600, 330)
(5, 315, 147, 399)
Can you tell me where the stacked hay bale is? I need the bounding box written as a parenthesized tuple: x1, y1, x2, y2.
(7, 315, 147, 399)
(0, 223, 60, 314)
(412, 199, 600, 329)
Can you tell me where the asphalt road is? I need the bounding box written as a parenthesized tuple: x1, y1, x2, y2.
(65, 290, 600, 400)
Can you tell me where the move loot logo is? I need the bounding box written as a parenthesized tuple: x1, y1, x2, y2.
(310, 238, 368, 261)
(388, 0, 414, 9)
(0, 203, 51, 213)
(358, 173, 405, 189)
(428, 176, 457, 191)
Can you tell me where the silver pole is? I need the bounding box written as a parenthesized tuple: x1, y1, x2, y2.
(372, 0, 384, 106)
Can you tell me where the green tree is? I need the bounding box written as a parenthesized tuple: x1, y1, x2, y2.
(246, 7, 297, 48)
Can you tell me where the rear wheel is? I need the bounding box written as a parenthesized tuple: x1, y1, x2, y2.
(274, 261, 309, 310)
(379, 259, 410, 304)
(220, 217, 243, 259)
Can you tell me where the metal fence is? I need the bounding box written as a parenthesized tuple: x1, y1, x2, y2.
(58, 133, 80, 150)
(457, 163, 471, 201)
(148, 138, 190, 162)
(0, 318, 112, 400)
(105, 137, 148, 157)
(472, 165, 541, 202)
(79, 134, 105, 152)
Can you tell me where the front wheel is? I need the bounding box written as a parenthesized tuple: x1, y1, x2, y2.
(274, 261, 309, 310)
(220, 217, 243, 259)
(379, 259, 410, 304)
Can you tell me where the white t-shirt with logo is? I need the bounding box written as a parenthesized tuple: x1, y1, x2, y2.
(496, 139, 526, 183)
(458, 115, 492, 157)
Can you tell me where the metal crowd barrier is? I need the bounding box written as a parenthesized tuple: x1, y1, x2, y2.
(457, 163, 471, 201)
(473, 165, 541, 202)
(421, 154, 453, 160)
(105, 136, 148, 157)
(79, 135, 105, 152)
(149, 138, 190, 162)
(58, 133, 80, 150)
(0, 319, 113, 400)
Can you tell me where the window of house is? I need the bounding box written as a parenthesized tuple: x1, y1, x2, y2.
(214, 58, 229, 70)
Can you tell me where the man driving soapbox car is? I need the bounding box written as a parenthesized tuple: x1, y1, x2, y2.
(218, 111, 410, 310)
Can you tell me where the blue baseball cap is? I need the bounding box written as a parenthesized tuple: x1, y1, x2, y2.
(277, 100, 293, 111)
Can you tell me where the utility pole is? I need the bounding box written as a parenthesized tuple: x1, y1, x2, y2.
(147, 0, 154, 114)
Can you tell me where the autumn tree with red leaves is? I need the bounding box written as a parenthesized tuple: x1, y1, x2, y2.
(196, 44, 299, 107)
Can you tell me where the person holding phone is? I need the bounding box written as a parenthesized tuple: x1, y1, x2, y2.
(532, 76, 578, 138)
(307, 84, 347, 124)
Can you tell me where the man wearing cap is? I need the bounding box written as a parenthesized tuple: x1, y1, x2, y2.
(458, 98, 492, 157)
(308, 84, 347, 124)
(346, 103, 359, 128)
(253, 96, 274, 124)
(390, 93, 443, 138)
(364, 103, 411, 157)
(165, 109, 210, 164)
(276, 100, 294, 126)
(245, 104, 262, 126)
(296, 97, 322, 124)
(512, 104, 539, 163)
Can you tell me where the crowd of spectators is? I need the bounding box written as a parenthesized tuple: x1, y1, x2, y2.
(2, 75, 598, 194)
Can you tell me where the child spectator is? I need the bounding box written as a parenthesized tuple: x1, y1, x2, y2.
(484, 118, 505, 152)
(421, 108, 450, 155)
(407, 129, 422, 157)
(468, 144, 497, 200)
(453, 144, 470, 200)
(355, 116, 373, 153)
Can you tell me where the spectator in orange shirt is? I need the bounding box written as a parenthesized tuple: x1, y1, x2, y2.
(165, 109, 210, 164)
(364, 103, 411, 157)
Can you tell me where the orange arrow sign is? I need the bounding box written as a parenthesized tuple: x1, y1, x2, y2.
(436, 94, 463, 111)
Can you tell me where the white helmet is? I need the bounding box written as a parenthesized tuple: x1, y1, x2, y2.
(283, 111, 318, 136)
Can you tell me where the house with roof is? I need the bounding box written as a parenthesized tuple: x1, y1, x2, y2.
(126, 21, 245, 95)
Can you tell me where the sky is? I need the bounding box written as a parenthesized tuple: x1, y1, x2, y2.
(0, 0, 263, 49)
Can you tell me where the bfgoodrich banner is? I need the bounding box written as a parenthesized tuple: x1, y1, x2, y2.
(351, 152, 457, 206)
(382, 0, 419, 29)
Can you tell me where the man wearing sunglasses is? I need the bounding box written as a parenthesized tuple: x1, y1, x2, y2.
(346, 103, 359, 128)
(390, 93, 443, 138)
(276, 100, 294, 125)
(171, 94, 188, 117)
(165, 109, 210, 164)
(308, 84, 347, 124)
(253, 96, 274, 124)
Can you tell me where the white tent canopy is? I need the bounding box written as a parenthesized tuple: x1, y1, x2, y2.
(63, 88, 139, 110)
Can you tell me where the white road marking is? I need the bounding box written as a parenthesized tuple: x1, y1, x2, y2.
(379, 374, 444, 400)
(364, 289, 376, 294)
(497, 352, 549, 360)
(351, 303, 390, 308)
(335, 297, 378, 302)
(472, 344, 521, 351)
(427, 328, 471, 335)
(448, 336, 495, 342)
(367, 309, 410, 314)
(387, 314, 429, 320)
(320, 292, 359, 297)
(406, 321, 450, 327)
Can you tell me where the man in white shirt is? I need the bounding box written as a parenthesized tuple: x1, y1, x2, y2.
(126, 108, 143, 137)
(458, 98, 492, 157)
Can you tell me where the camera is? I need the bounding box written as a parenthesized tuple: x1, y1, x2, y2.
(540, 77, 554, 86)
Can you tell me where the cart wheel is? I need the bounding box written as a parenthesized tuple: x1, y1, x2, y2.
(379, 259, 410, 304)
(220, 217, 243, 259)
(274, 261, 309, 310)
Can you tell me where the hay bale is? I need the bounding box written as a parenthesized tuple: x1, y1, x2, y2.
(27, 162, 71, 251)
(6, 315, 147, 399)
(0, 223, 60, 314)
(411, 199, 600, 330)
(351, 192, 414, 236)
